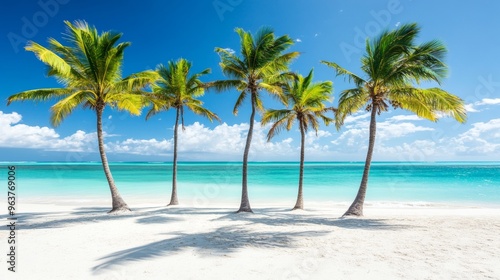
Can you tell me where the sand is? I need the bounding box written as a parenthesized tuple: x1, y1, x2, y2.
(1, 200, 500, 280)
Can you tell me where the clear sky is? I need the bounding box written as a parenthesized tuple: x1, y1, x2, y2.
(1, 0, 499, 162)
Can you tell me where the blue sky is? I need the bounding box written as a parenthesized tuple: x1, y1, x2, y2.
(1, 0, 499, 162)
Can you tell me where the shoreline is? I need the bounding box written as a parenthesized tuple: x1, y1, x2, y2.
(17, 196, 500, 210)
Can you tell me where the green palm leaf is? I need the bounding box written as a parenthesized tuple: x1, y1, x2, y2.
(7, 88, 72, 105)
(147, 58, 218, 122)
(263, 69, 334, 139)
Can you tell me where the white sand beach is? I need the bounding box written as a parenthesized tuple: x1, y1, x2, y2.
(2, 201, 500, 280)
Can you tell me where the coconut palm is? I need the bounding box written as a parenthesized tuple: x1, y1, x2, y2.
(7, 20, 157, 213)
(261, 69, 334, 210)
(211, 27, 299, 213)
(322, 23, 467, 217)
(146, 58, 219, 206)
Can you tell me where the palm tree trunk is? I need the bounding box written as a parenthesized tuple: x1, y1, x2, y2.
(168, 107, 180, 206)
(293, 120, 305, 210)
(343, 105, 378, 217)
(237, 93, 255, 213)
(96, 105, 130, 213)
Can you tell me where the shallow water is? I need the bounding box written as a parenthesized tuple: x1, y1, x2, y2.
(5, 161, 500, 207)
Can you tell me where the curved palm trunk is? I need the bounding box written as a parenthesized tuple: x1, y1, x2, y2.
(293, 120, 306, 210)
(343, 105, 377, 217)
(168, 107, 180, 206)
(96, 105, 130, 213)
(237, 93, 255, 213)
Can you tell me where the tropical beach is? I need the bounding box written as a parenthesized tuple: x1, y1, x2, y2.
(2, 200, 500, 279)
(2, 0, 500, 279)
(1, 162, 500, 279)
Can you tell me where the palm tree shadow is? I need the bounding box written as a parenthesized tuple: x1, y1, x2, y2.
(6, 206, 184, 230)
(92, 226, 328, 274)
(212, 208, 412, 230)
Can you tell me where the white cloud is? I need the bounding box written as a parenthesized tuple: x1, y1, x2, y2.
(448, 119, 500, 155)
(464, 97, 500, 112)
(3, 111, 499, 161)
(464, 103, 480, 112)
(332, 118, 434, 149)
(306, 130, 332, 145)
(107, 138, 171, 155)
(295, 38, 302, 43)
(108, 115, 113, 120)
(477, 98, 500, 105)
(105, 122, 298, 161)
(378, 122, 434, 139)
(344, 112, 370, 124)
(0, 111, 96, 152)
(221, 48, 235, 55)
(386, 115, 423, 122)
(395, 22, 401, 27)
(376, 140, 437, 161)
(0, 112, 320, 160)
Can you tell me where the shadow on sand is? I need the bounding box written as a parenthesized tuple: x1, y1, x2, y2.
(92, 225, 328, 273)
(0, 206, 185, 230)
(0, 204, 413, 274)
(211, 208, 410, 230)
(89, 206, 412, 274)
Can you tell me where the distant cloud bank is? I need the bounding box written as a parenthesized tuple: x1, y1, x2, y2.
(1, 110, 499, 161)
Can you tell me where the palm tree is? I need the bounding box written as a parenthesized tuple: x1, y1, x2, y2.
(211, 27, 299, 213)
(261, 69, 334, 210)
(146, 58, 220, 206)
(7, 21, 156, 213)
(322, 23, 467, 217)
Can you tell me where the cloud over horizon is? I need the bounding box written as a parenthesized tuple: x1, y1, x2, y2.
(1, 111, 499, 161)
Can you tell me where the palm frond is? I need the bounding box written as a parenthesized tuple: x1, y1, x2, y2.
(336, 88, 370, 129)
(261, 51, 300, 76)
(7, 88, 73, 105)
(8, 20, 158, 128)
(261, 109, 293, 125)
(185, 102, 221, 122)
(108, 93, 148, 116)
(231, 90, 247, 115)
(144, 58, 217, 124)
(206, 80, 245, 93)
(321, 60, 366, 87)
(50, 90, 90, 126)
(254, 93, 265, 112)
(25, 41, 72, 78)
(388, 87, 466, 123)
(214, 27, 298, 119)
(265, 116, 290, 141)
(115, 70, 159, 92)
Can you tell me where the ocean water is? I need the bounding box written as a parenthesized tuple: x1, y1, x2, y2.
(3, 162, 500, 207)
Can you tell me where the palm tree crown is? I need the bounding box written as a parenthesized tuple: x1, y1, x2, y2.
(323, 23, 466, 128)
(262, 69, 334, 210)
(262, 69, 334, 141)
(213, 27, 300, 114)
(212, 27, 300, 213)
(147, 58, 219, 206)
(7, 20, 156, 213)
(322, 23, 466, 217)
(148, 58, 218, 123)
(8, 20, 156, 125)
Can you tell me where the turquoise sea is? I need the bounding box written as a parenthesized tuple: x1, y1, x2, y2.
(3, 162, 500, 207)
